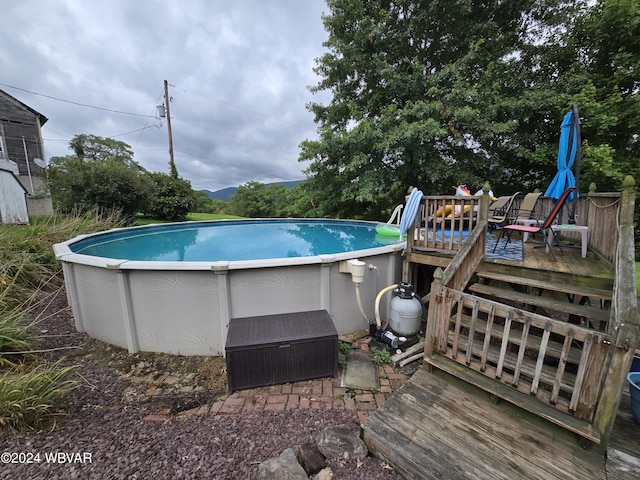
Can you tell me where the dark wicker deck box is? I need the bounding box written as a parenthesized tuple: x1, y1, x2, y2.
(225, 310, 338, 393)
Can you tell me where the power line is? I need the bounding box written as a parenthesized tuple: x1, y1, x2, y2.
(134, 91, 165, 147)
(112, 125, 160, 138)
(0, 83, 155, 119)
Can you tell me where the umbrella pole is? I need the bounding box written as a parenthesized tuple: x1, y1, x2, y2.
(567, 104, 581, 224)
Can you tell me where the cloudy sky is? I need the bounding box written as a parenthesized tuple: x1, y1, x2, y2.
(1, 0, 331, 192)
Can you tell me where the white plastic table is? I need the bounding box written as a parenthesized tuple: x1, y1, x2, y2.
(547, 225, 588, 258)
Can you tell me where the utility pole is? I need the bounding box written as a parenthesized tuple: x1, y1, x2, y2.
(164, 80, 178, 178)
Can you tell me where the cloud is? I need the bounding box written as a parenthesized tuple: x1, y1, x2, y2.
(1, 0, 330, 191)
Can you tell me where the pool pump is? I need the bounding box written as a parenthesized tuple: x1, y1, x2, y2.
(371, 282, 424, 352)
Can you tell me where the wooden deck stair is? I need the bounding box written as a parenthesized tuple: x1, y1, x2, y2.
(363, 367, 606, 480)
(468, 267, 613, 330)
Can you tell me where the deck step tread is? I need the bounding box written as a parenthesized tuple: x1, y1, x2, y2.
(468, 283, 610, 325)
(476, 271, 613, 300)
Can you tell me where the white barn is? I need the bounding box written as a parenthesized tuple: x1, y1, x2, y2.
(0, 167, 29, 224)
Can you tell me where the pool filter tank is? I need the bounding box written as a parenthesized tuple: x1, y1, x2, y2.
(388, 283, 423, 337)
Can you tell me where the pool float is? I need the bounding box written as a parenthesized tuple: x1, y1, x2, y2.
(435, 185, 472, 218)
(375, 223, 402, 237)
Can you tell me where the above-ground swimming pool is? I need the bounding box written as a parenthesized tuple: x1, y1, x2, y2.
(55, 219, 404, 356)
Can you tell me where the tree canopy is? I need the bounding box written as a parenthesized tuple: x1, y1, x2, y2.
(48, 134, 194, 221)
(300, 0, 639, 219)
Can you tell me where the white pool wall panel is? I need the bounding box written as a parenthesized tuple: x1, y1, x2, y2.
(55, 231, 404, 356)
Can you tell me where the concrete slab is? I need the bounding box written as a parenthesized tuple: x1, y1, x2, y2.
(341, 349, 379, 391)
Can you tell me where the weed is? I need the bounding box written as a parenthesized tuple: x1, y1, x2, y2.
(0, 209, 126, 307)
(338, 340, 353, 369)
(371, 347, 392, 365)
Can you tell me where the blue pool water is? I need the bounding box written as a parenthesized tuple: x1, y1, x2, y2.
(69, 219, 403, 262)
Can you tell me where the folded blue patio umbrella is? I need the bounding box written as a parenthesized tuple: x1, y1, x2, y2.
(545, 105, 581, 204)
(399, 187, 423, 239)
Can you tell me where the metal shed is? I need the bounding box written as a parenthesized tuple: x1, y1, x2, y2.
(0, 167, 29, 224)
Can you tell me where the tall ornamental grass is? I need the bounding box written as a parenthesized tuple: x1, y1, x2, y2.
(0, 209, 126, 307)
(0, 362, 78, 432)
(0, 308, 36, 368)
(0, 209, 125, 432)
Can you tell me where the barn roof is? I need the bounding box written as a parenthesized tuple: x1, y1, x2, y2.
(0, 88, 48, 126)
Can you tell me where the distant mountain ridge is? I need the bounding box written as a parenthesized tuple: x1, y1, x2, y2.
(203, 180, 301, 201)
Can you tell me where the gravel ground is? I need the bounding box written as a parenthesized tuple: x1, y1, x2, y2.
(0, 286, 403, 480)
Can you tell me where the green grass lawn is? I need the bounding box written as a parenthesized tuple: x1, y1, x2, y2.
(186, 213, 244, 221)
(134, 212, 244, 225)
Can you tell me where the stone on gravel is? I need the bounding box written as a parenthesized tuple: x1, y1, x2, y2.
(316, 424, 369, 460)
(258, 448, 308, 480)
(297, 442, 326, 475)
(313, 467, 334, 480)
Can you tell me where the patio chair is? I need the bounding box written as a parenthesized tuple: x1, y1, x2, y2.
(492, 187, 577, 261)
(513, 192, 543, 241)
(487, 192, 521, 230)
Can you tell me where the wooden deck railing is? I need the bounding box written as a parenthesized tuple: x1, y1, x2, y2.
(519, 188, 622, 264)
(436, 221, 487, 292)
(592, 176, 639, 444)
(411, 195, 482, 252)
(425, 283, 611, 441)
(405, 191, 490, 294)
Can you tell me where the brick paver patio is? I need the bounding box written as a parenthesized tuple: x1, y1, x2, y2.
(141, 340, 413, 423)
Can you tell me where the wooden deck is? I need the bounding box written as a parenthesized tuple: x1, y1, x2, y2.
(363, 367, 607, 480)
(364, 365, 640, 480)
(486, 237, 614, 281)
(364, 233, 640, 478)
(408, 234, 616, 306)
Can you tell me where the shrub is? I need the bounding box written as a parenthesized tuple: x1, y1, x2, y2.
(145, 172, 195, 221)
(48, 157, 153, 217)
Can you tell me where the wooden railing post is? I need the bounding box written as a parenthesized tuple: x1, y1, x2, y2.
(479, 182, 490, 222)
(593, 175, 638, 445)
(425, 267, 444, 358)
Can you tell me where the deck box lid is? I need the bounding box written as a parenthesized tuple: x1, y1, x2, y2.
(225, 310, 337, 350)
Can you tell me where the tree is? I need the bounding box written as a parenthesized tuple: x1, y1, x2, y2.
(228, 182, 283, 218)
(300, 0, 638, 219)
(192, 190, 216, 214)
(300, 0, 566, 218)
(566, 0, 640, 191)
(69, 134, 140, 168)
(48, 135, 152, 216)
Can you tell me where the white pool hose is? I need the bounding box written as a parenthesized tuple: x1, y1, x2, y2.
(355, 283, 369, 324)
(374, 284, 398, 328)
